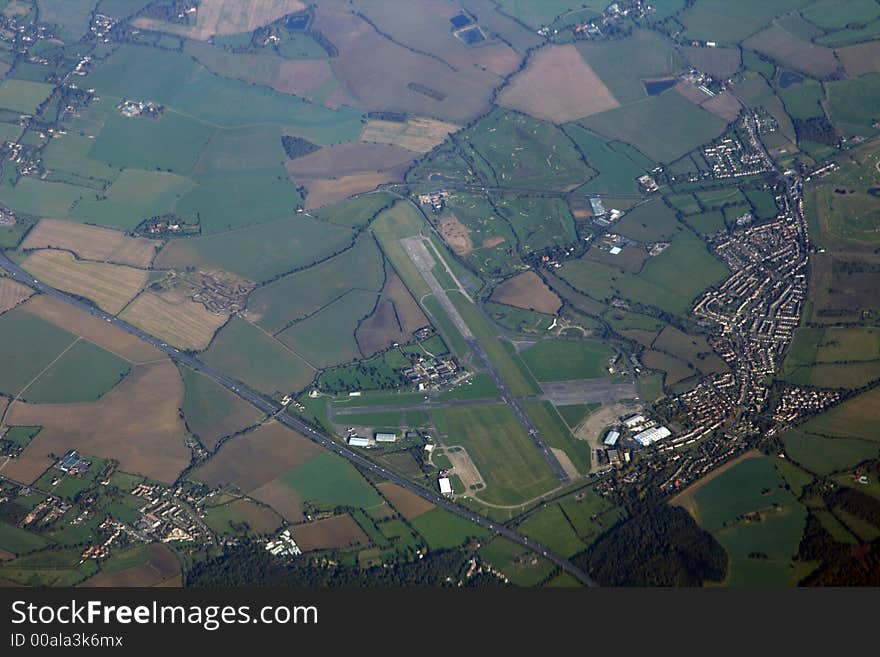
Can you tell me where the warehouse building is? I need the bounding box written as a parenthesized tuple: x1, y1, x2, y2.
(633, 426, 672, 447)
(604, 430, 620, 446)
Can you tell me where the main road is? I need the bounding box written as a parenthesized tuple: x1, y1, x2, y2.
(0, 253, 598, 587)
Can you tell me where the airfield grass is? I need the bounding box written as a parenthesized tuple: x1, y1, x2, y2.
(520, 339, 614, 382)
(179, 365, 262, 451)
(203, 316, 315, 398)
(579, 89, 727, 164)
(523, 402, 592, 475)
(154, 215, 354, 283)
(409, 507, 488, 551)
(431, 404, 558, 506)
(560, 229, 728, 316)
(556, 403, 600, 429)
(22, 340, 130, 404)
(278, 452, 382, 512)
(435, 374, 500, 402)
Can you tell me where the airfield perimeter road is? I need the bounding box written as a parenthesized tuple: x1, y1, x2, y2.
(0, 253, 598, 588)
(400, 236, 571, 485)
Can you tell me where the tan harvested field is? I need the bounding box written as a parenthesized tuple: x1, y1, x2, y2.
(491, 272, 562, 315)
(668, 450, 761, 523)
(0, 278, 32, 315)
(700, 90, 742, 122)
(384, 272, 427, 333)
(0, 548, 14, 561)
(290, 513, 369, 552)
(376, 482, 435, 519)
(80, 544, 181, 588)
(22, 250, 148, 314)
(356, 298, 405, 357)
(21, 219, 159, 267)
(315, 7, 500, 123)
(439, 215, 474, 256)
(498, 44, 619, 123)
(120, 289, 228, 351)
(193, 421, 324, 493)
(4, 361, 189, 484)
(133, 0, 304, 40)
(300, 171, 406, 209)
(448, 42, 522, 77)
(21, 295, 165, 363)
(361, 117, 459, 154)
(837, 41, 880, 77)
(286, 141, 416, 179)
(250, 478, 305, 523)
(680, 46, 742, 80)
(743, 26, 839, 78)
(483, 236, 506, 248)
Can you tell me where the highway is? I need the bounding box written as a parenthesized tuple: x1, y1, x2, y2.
(0, 253, 598, 587)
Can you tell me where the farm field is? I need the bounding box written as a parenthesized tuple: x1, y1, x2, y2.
(431, 404, 558, 506)
(21, 340, 130, 404)
(21, 219, 159, 267)
(376, 482, 435, 520)
(361, 117, 459, 154)
(180, 366, 262, 451)
(517, 504, 586, 558)
(783, 430, 880, 476)
(154, 215, 354, 283)
(489, 272, 562, 317)
(680, 0, 813, 43)
(22, 249, 147, 314)
(0, 277, 32, 315)
(4, 361, 189, 484)
(743, 26, 838, 79)
(276, 451, 382, 512)
(202, 317, 315, 398)
(291, 514, 368, 552)
(120, 290, 227, 351)
(0, 78, 52, 113)
(409, 507, 488, 550)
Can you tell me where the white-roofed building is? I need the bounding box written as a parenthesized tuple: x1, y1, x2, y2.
(623, 414, 646, 429)
(633, 426, 671, 446)
(348, 435, 371, 447)
(439, 477, 453, 496)
(604, 430, 620, 446)
(375, 432, 398, 443)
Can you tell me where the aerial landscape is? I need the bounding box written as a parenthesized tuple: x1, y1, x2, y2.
(0, 0, 878, 589)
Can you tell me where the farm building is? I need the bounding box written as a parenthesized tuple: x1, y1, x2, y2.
(604, 430, 620, 446)
(439, 477, 453, 496)
(633, 426, 672, 447)
(375, 432, 398, 443)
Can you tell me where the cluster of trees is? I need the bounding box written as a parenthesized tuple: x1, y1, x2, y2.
(187, 544, 508, 587)
(793, 117, 839, 146)
(574, 504, 727, 586)
(798, 513, 880, 586)
(281, 135, 321, 160)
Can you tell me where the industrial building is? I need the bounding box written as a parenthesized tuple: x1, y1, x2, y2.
(348, 435, 371, 447)
(604, 430, 620, 446)
(633, 426, 672, 446)
(439, 477, 453, 496)
(623, 414, 646, 429)
(375, 432, 398, 443)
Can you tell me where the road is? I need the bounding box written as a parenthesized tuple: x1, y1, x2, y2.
(0, 253, 598, 587)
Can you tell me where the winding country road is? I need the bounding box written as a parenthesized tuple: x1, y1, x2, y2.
(0, 253, 598, 587)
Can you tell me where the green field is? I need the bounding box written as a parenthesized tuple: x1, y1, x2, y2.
(0, 306, 77, 396)
(827, 74, 880, 139)
(691, 456, 807, 586)
(517, 504, 586, 558)
(248, 235, 384, 334)
(575, 29, 683, 104)
(155, 215, 354, 282)
(559, 229, 728, 316)
(278, 452, 382, 512)
(566, 125, 648, 196)
(784, 430, 880, 476)
(278, 289, 378, 368)
(613, 199, 682, 243)
(799, 387, 880, 442)
(493, 195, 578, 255)
(556, 403, 600, 428)
(0, 522, 49, 555)
(680, 0, 813, 43)
(180, 366, 261, 450)
(410, 507, 489, 550)
(580, 89, 727, 163)
(22, 340, 130, 404)
(84, 45, 363, 144)
(313, 194, 397, 229)
(802, 0, 880, 30)
(0, 78, 53, 114)
(202, 317, 315, 398)
(520, 338, 614, 381)
(431, 404, 558, 506)
(478, 536, 557, 586)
